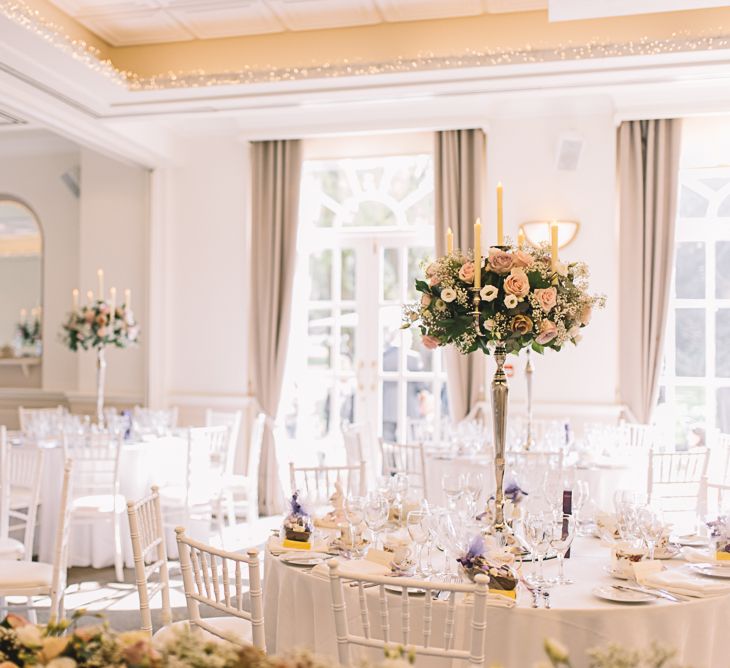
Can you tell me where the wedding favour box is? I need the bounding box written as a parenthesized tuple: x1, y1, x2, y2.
(282, 538, 312, 550)
(715, 538, 730, 561)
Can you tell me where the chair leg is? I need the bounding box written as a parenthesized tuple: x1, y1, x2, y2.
(113, 514, 124, 583)
(225, 490, 237, 528)
(26, 600, 37, 624)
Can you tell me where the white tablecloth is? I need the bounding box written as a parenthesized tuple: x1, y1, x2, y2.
(30, 436, 187, 568)
(263, 537, 730, 667)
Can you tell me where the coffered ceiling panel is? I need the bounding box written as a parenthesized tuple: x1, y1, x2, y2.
(48, 0, 550, 46)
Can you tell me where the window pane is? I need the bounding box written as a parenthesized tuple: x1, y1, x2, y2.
(407, 247, 431, 301)
(675, 308, 705, 377)
(719, 194, 730, 217)
(382, 324, 401, 373)
(341, 249, 356, 300)
(309, 250, 332, 300)
(341, 309, 356, 369)
(718, 388, 730, 434)
(679, 185, 709, 218)
(349, 200, 397, 227)
(382, 248, 399, 301)
(717, 242, 730, 298)
(317, 206, 335, 228)
(408, 380, 432, 424)
(337, 377, 356, 425)
(308, 309, 332, 369)
(317, 168, 352, 202)
(717, 310, 730, 378)
(357, 167, 383, 193)
(701, 177, 730, 191)
(382, 380, 399, 443)
(674, 387, 705, 450)
(675, 241, 704, 299)
(409, 323, 433, 372)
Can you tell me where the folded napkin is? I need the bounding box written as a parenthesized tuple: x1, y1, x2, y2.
(681, 547, 730, 566)
(312, 557, 390, 580)
(637, 565, 730, 598)
(267, 536, 331, 556)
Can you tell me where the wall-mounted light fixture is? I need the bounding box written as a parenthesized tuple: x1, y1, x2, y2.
(519, 220, 580, 249)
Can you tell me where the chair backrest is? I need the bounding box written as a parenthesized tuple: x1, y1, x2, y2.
(49, 460, 73, 624)
(205, 409, 243, 476)
(647, 448, 710, 515)
(66, 432, 122, 500)
(127, 486, 171, 635)
(327, 559, 488, 667)
(133, 406, 178, 436)
(342, 423, 365, 466)
(289, 462, 366, 505)
(619, 422, 657, 450)
(379, 441, 427, 496)
(247, 413, 268, 481)
(708, 433, 730, 512)
(507, 450, 564, 472)
(183, 426, 230, 506)
(0, 426, 9, 538)
(18, 406, 66, 438)
(8, 446, 45, 560)
(175, 527, 265, 650)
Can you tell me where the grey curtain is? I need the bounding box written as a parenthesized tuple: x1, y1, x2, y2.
(250, 139, 302, 515)
(434, 129, 487, 422)
(618, 119, 682, 423)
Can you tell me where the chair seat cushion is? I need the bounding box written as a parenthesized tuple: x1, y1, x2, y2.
(152, 617, 253, 647)
(0, 560, 52, 588)
(71, 494, 126, 514)
(0, 538, 24, 560)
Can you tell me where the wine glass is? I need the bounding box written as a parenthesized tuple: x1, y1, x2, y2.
(549, 513, 577, 584)
(572, 480, 590, 534)
(407, 511, 430, 575)
(441, 472, 464, 511)
(464, 472, 484, 518)
(542, 470, 564, 518)
(345, 496, 366, 557)
(521, 510, 552, 586)
(637, 506, 664, 560)
(364, 493, 389, 548)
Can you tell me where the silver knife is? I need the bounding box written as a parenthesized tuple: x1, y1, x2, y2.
(612, 584, 683, 602)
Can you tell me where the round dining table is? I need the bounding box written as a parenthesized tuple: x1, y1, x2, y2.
(263, 535, 730, 667)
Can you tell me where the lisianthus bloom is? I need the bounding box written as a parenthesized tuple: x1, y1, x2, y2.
(536, 319, 558, 345)
(504, 294, 518, 309)
(441, 287, 457, 303)
(480, 285, 498, 302)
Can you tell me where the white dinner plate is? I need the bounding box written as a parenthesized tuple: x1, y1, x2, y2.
(384, 583, 427, 596)
(654, 544, 681, 560)
(603, 566, 633, 581)
(592, 585, 654, 604)
(674, 535, 709, 548)
(279, 552, 330, 567)
(689, 563, 730, 579)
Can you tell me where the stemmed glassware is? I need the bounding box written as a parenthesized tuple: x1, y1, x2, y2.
(364, 493, 389, 548)
(344, 496, 366, 557)
(441, 472, 464, 511)
(407, 511, 430, 576)
(637, 506, 664, 560)
(464, 472, 484, 518)
(548, 513, 577, 585)
(521, 510, 552, 586)
(571, 480, 590, 534)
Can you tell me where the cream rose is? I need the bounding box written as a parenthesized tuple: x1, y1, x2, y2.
(568, 324, 581, 339)
(534, 286, 557, 313)
(47, 659, 77, 668)
(535, 319, 558, 345)
(487, 248, 513, 274)
(484, 319, 495, 331)
(458, 261, 475, 283)
(434, 299, 447, 312)
(512, 250, 534, 269)
(554, 261, 568, 277)
(503, 269, 530, 300)
(504, 294, 518, 309)
(421, 293, 432, 308)
(16, 624, 43, 647)
(580, 304, 592, 325)
(480, 285, 498, 302)
(422, 335, 440, 350)
(510, 314, 533, 335)
(440, 287, 457, 303)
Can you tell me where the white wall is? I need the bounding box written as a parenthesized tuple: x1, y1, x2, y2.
(485, 108, 620, 424)
(77, 148, 149, 401)
(0, 149, 80, 392)
(0, 256, 41, 346)
(155, 136, 251, 423)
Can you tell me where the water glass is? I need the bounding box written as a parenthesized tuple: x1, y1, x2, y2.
(441, 472, 464, 510)
(407, 510, 430, 575)
(522, 511, 552, 586)
(364, 494, 389, 547)
(549, 513, 576, 584)
(464, 472, 484, 518)
(637, 507, 664, 560)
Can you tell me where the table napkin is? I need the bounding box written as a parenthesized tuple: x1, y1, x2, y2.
(637, 565, 730, 598)
(268, 536, 331, 556)
(311, 557, 390, 580)
(681, 547, 730, 566)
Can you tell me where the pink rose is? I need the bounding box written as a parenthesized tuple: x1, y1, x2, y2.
(458, 262, 475, 283)
(487, 248, 513, 275)
(425, 262, 438, 277)
(429, 275, 440, 287)
(421, 293, 432, 307)
(535, 320, 558, 345)
(580, 304, 592, 325)
(97, 327, 107, 338)
(503, 269, 530, 299)
(422, 335, 440, 350)
(534, 287, 557, 313)
(512, 250, 534, 269)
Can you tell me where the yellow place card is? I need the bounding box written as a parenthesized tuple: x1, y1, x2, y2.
(490, 588, 517, 600)
(716, 551, 730, 561)
(282, 539, 311, 550)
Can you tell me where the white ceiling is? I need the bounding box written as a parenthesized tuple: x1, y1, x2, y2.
(48, 0, 547, 46)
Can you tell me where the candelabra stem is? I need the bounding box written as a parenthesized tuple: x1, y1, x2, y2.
(96, 346, 106, 428)
(524, 349, 535, 451)
(492, 342, 508, 533)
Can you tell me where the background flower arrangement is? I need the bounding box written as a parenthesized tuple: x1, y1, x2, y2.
(16, 313, 41, 351)
(403, 242, 605, 356)
(61, 299, 138, 352)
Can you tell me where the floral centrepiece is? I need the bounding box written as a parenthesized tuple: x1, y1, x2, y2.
(61, 300, 138, 352)
(16, 314, 41, 354)
(403, 243, 605, 355)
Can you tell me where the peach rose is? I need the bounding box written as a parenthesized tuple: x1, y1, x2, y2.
(512, 250, 534, 269)
(5, 613, 29, 628)
(425, 262, 438, 277)
(511, 314, 533, 336)
(458, 261, 475, 283)
(534, 287, 557, 313)
(421, 293, 432, 308)
(84, 311, 94, 324)
(487, 248, 513, 274)
(503, 269, 530, 300)
(422, 335, 440, 350)
(40, 637, 70, 663)
(95, 314, 107, 327)
(97, 327, 107, 338)
(429, 275, 440, 287)
(580, 304, 592, 325)
(535, 320, 558, 345)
